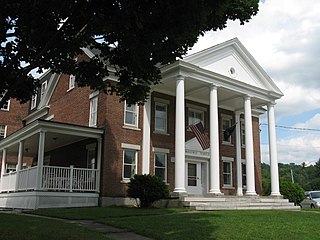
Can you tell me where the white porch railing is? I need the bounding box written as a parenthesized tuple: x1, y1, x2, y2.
(42, 166, 99, 192)
(1, 171, 17, 192)
(0, 165, 99, 193)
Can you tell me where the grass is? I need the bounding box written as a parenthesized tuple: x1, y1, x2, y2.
(26, 207, 320, 240)
(0, 211, 109, 240)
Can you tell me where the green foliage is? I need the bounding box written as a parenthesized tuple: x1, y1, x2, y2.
(280, 181, 304, 205)
(127, 174, 169, 208)
(0, 0, 259, 106)
(262, 161, 320, 194)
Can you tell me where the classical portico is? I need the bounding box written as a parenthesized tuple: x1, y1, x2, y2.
(152, 38, 283, 197)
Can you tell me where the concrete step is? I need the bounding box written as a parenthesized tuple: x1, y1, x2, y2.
(180, 195, 300, 211)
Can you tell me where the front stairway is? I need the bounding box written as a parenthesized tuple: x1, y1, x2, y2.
(178, 195, 300, 210)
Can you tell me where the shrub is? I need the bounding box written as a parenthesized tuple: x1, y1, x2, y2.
(127, 174, 169, 208)
(280, 181, 304, 205)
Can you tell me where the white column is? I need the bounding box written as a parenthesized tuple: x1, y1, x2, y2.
(1, 148, 7, 178)
(142, 96, 151, 174)
(244, 96, 256, 195)
(235, 112, 243, 196)
(1, 148, 8, 191)
(174, 75, 186, 193)
(268, 103, 281, 196)
(15, 140, 25, 191)
(36, 130, 46, 190)
(96, 137, 102, 192)
(209, 85, 221, 194)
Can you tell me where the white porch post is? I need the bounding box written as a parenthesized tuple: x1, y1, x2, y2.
(174, 75, 186, 193)
(209, 85, 221, 194)
(142, 96, 151, 174)
(96, 137, 102, 192)
(244, 96, 256, 195)
(15, 140, 25, 191)
(1, 148, 8, 190)
(268, 103, 281, 196)
(36, 130, 46, 190)
(235, 112, 243, 196)
(1, 148, 7, 177)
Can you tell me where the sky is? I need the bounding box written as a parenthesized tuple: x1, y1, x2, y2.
(188, 0, 320, 165)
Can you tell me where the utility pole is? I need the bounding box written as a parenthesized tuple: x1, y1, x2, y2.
(290, 169, 294, 184)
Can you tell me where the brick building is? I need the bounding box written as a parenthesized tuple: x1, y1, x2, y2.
(0, 38, 284, 209)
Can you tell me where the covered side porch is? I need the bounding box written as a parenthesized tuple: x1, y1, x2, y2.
(0, 120, 104, 209)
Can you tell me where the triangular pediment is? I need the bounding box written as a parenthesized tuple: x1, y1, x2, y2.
(184, 38, 282, 95)
(185, 137, 210, 155)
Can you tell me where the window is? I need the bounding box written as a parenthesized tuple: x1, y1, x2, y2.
(241, 120, 245, 146)
(222, 116, 232, 143)
(222, 157, 233, 187)
(0, 92, 10, 111)
(68, 75, 75, 90)
(40, 81, 48, 100)
(242, 161, 246, 187)
(155, 102, 167, 132)
(123, 149, 137, 180)
(31, 94, 37, 110)
(124, 102, 138, 127)
(86, 143, 96, 169)
(6, 163, 16, 173)
(154, 152, 167, 182)
(0, 125, 6, 140)
(89, 96, 98, 127)
(188, 108, 204, 126)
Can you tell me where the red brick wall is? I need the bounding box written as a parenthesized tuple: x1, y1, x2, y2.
(48, 74, 92, 126)
(100, 93, 144, 197)
(0, 100, 29, 173)
(0, 100, 28, 136)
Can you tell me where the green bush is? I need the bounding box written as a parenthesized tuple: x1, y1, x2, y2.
(280, 181, 304, 205)
(127, 174, 169, 208)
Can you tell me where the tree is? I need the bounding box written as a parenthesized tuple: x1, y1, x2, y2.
(0, 0, 259, 106)
(280, 181, 304, 206)
(127, 174, 169, 208)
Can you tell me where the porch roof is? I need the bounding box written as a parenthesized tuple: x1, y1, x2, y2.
(0, 120, 104, 156)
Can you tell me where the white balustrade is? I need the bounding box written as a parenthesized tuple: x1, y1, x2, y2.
(0, 165, 99, 193)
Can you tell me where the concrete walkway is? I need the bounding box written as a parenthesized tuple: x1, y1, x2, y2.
(74, 220, 152, 240)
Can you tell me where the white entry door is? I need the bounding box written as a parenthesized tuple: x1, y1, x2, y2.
(186, 162, 202, 194)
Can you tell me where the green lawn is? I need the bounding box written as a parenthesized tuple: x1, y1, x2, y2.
(27, 207, 320, 240)
(0, 211, 108, 240)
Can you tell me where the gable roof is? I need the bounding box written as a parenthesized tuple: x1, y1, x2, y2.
(183, 38, 283, 97)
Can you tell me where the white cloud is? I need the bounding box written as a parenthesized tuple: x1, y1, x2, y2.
(189, 0, 320, 164)
(262, 114, 320, 165)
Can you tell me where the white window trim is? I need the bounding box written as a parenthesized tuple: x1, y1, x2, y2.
(187, 107, 205, 126)
(89, 92, 99, 127)
(154, 152, 168, 183)
(152, 147, 170, 154)
(40, 81, 48, 100)
(221, 114, 233, 145)
(68, 75, 76, 91)
(122, 148, 138, 181)
(154, 101, 168, 133)
(31, 94, 37, 110)
(0, 100, 10, 111)
(121, 143, 141, 150)
(0, 125, 7, 139)
(0, 92, 10, 111)
(222, 156, 233, 188)
(124, 101, 139, 128)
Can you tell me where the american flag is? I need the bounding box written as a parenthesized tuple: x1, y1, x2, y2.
(189, 122, 210, 150)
